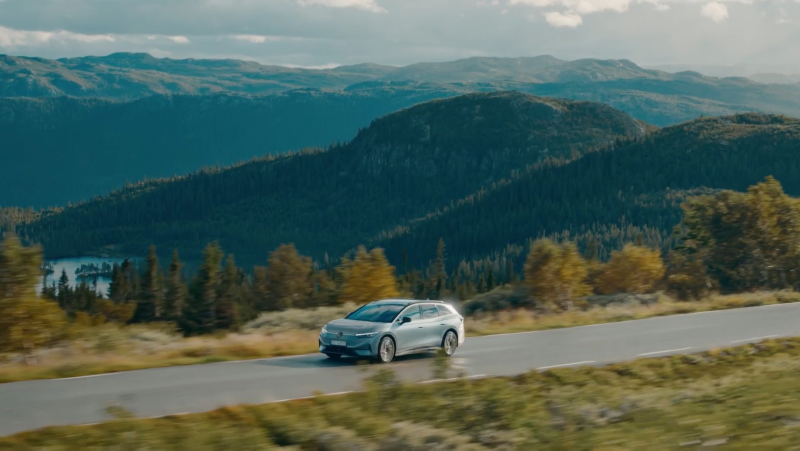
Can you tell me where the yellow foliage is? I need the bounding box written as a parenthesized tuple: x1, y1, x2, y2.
(594, 244, 666, 294)
(0, 234, 67, 356)
(338, 246, 400, 305)
(524, 239, 591, 311)
(0, 295, 66, 356)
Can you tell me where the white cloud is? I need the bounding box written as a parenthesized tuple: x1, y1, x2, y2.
(229, 35, 308, 44)
(232, 34, 270, 43)
(701, 1, 729, 22)
(654, 3, 670, 11)
(0, 26, 114, 46)
(167, 35, 190, 44)
(296, 0, 386, 13)
(545, 10, 584, 26)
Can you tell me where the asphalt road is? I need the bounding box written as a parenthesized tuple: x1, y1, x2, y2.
(2, 302, 800, 436)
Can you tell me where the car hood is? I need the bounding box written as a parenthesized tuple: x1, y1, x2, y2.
(325, 319, 387, 335)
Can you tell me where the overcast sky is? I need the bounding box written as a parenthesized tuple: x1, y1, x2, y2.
(0, 0, 799, 71)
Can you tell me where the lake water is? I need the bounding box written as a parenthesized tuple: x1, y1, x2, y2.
(38, 256, 136, 296)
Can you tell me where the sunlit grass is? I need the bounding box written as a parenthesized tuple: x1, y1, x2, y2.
(3, 338, 800, 449)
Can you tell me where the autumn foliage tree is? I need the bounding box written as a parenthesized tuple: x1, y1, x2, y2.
(523, 239, 591, 311)
(253, 244, 316, 311)
(679, 176, 800, 293)
(338, 246, 400, 305)
(593, 244, 666, 294)
(0, 233, 66, 361)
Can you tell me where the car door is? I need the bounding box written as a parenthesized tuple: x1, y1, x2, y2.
(391, 305, 422, 353)
(419, 303, 442, 347)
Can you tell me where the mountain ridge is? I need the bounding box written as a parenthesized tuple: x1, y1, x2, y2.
(16, 91, 649, 267)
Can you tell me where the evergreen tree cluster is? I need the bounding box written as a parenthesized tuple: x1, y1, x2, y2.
(17, 92, 647, 269)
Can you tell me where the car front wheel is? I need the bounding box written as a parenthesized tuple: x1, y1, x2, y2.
(377, 336, 395, 363)
(443, 330, 458, 356)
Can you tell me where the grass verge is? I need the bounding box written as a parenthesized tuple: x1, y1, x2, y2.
(2, 338, 800, 449)
(1, 291, 799, 384)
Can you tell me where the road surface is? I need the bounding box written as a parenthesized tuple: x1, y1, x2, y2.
(1, 302, 799, 436)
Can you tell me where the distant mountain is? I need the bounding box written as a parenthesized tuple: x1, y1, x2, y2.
(748, 73, 800, 85)
(382, 56, 667, 84)
(0, 53, 669, 98)
(0, 53, 391, 98)
(18, 92, 648, 266)
(372, 113, 800, 267)
(0, 83, 468, 207)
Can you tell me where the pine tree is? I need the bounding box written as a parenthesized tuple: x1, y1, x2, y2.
(427, 238, 447, 299)
(182, 242, 224, 335)
(216, 254, 241, 330)
(108, 260, 134, 303)
(56, 269, 73, 312)
(163, 249, 187, 321)
(135, 245, 163, 323)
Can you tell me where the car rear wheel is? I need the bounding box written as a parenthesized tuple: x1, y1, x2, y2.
(377, 336, 395, 363)
(443, 330, 458, 356)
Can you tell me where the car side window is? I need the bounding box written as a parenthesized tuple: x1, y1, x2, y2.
(401, 305, 421, 321)
(421, 304, 439, 319)
(436, 304, 452, 317)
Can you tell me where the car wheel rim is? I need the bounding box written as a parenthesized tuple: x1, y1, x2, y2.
(444, 332, 457, 355)
(380, 338, 394, 362)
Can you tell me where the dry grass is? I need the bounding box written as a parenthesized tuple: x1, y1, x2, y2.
(467, 290, 800, 336)
(3, 338, 800, 449)
(1, 291, 798, 384)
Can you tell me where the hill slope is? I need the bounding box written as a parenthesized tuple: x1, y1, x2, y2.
(371, 113, 800, 268)
(18, 92, 648, 266)
(0, 83, 466, 207)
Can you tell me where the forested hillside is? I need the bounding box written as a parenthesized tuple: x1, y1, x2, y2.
(373, 113, 800, 268)
(7, 54, 800, 208)
(0, 84, 465, 207)
(17, 92, 647, 267)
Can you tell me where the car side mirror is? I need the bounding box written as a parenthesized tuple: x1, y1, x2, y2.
(401, 316, 412, 324)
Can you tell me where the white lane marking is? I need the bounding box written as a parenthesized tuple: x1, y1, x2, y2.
(638, 347, 693, 356)
(537, 361, 595, 370)
(321, 391, 354, 397)
(419, 374, 488, 384)
(731, 335, 779, 343)
(53, 373, 115, 381)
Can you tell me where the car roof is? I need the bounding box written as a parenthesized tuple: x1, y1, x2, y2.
(371, 299, 444, 306)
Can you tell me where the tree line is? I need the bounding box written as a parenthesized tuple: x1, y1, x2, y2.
(4, 176, 800, 358)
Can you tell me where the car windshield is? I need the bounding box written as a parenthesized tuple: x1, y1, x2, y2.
(346, 303, 407, 323)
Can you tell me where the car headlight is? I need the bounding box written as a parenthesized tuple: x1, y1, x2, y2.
(355, 332, 379, 338)
(321, 325, 328, 335)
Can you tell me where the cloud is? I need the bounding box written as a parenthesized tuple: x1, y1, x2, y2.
(232, 34, 271, 43)
(167, 35, 190, 44)
(701, 1, 729, 22)
(545, 10, 584, 26)
(0, 26, 114, 46)
(296, 0, 386, 13)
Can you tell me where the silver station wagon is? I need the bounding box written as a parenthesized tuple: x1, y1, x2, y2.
(319, 299, 466, 363)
